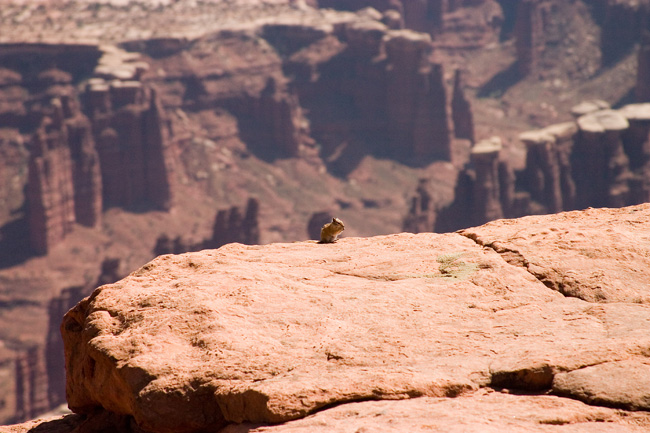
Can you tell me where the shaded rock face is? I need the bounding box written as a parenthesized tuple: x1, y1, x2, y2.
(46, 204, 650, 433)
(13, 346, 49, 423)
(635, 29, 650, 102)
(519, 122, 578, 214)
(451, 69, 475, 143)
(317, 0, 504, 45)
(597, 0, 649, 66)
(151, 22, 454, 170)
(153, 198, 260, 256)
(89, 82, 174, 210)
(513, 0, 546, 77)
(25, 94, 103, 255)
(402, 178, 436, 233)
(432, 136, 513, 232)
(306, 211, 335, 241)
(44, 258, 124, 415)
(0, 44, 175, 256)
(226, 78, 308, 160)
(26, 125, 77, 256)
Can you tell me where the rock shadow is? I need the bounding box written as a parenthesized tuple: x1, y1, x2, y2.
(477, 61, 523, 98)
(613, 87, 636, 108)
(26, 414, 85, 433)
(0, 215, 32, 269)
(322, 137, 371, 178)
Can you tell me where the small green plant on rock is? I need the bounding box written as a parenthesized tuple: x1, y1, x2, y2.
(436, 252, 478, 280)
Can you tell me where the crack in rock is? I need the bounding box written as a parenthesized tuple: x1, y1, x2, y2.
(457, 230, 584, 300)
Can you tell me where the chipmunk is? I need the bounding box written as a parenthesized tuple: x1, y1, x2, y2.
(319, 217, 345, 243)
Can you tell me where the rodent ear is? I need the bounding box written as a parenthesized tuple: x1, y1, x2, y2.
(332, 217, 336, 222)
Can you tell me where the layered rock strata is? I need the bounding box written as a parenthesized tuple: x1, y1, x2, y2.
(144, 17, 456, 169)
(89, 80, 174, 210)
(414, 103, 650, 233)
(12, 346, 49, 423)
(514, 0, 545, 77)
(0, 43, 175, 255)
(451, 68, 475, 143)
(153, 198, 261, 256)
(317, 0, 504, 46)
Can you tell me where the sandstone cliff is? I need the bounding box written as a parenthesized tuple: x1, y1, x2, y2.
(0, 43, 176, 257)
(409, 102, 650, 232)
(5, 204, 650, 432)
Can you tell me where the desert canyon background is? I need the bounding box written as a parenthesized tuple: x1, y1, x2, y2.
(0, 0, 650, 431)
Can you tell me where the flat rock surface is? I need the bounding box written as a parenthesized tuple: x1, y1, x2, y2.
(459, 204, 650, 303)
(32, 205, 650, 432)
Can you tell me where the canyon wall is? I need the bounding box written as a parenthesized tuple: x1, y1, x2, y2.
(1, 13, 458, 422)
(141, 19, 456, 170)
(0, 44, 176, 257)
(25, 91, 102, 255)
(409, 102, 650, 232)
(3, 1, 650, 425)
(12, 346, 48, 423)
(153, 198, 261, 256)
(317, 0, 504, 46)
(514, 0, 546, 77)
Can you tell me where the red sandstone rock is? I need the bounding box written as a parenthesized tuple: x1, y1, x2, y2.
(553, 360, 650, 411)
(519, 122, 577, 214)
(26, 127, 76, 255)
(514, 0, 545, 77)
(10, 390, 650, 433)
(90, 81, 175, 210)
(51, 205, 650, 433)
(385, 30, 451, 160)
(25, 92, 103, 255)
(459, 203, 650, 303)
(437, 103, 650, 234)
(221, 392, 650, 432)
(3, 2, 648, 428)
(469, 136, 504, 222)
(13, 346, 49, 422)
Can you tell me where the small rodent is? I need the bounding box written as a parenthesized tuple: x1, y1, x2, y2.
(319, 217, 345, 243)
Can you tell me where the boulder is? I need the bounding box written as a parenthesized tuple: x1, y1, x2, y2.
(53, 204, 650, 432)
(554, 360, 650, 411)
